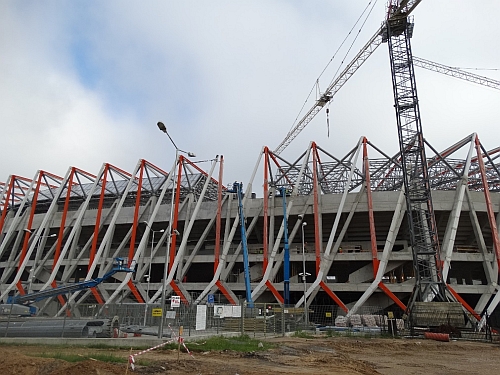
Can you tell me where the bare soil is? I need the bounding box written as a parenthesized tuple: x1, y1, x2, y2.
(0, 336, 499, 375)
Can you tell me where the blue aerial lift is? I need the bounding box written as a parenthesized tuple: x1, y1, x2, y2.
(227, 182, 253, 307)
(7, 257, 134, 315)
(277, 187, 291, 305)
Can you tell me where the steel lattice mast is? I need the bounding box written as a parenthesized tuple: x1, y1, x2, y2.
(383, 1, 446, 308)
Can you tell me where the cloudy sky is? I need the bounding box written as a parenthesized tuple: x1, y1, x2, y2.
(1, 1, 499, 192)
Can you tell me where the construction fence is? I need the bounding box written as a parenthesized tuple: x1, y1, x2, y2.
(1, 301, 497, 342)
(80, 302, 498, 342)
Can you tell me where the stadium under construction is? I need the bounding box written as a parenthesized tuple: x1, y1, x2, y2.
(0, 133, 499, 324)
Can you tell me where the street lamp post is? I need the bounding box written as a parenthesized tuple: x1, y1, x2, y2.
(300, 221, 308, 327)
(143, 221, 165, 326)
(157, 121, 195, 339)
(23, 229, 56, 294)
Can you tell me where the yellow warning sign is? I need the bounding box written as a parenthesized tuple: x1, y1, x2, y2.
(152, 308, 163, 317)
(325, 312, 332, 318)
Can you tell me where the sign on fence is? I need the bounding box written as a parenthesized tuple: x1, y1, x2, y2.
(214, 304, 242, 318)
(152, 308, 162, 317)
(171, 296, 181, 308)
(196, 305, 207, 330)
(207, 294, 215, 305)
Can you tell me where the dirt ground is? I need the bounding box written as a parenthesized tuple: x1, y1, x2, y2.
(0, 336, 499, 375)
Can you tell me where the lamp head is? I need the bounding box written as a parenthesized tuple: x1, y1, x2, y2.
(157, 121, 167, 133)
(302, 222, 307, 226)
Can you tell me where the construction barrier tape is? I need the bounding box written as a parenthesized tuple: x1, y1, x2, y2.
(127, 326, 193, 371)
(168, 323, 194, 357)
(128, 339, 175, 371)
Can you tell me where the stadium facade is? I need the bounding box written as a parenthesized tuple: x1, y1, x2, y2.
(0, 133, 499, 319)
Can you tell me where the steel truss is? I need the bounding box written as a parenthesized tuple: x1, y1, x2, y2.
(0, 136, 499, 321)
(0, 156, 223, 316)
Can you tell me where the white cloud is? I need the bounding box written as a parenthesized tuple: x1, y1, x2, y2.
(0, 0, 498, 190)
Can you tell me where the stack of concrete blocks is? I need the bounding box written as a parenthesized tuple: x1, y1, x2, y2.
(349, 314, 363, 328)
(383, 315, 405, 331)
(335, 315, 348, 327)
(362, 314, 378, 327)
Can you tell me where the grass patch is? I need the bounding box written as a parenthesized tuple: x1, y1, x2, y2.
(325, 329, 341, 337)
(292, 330, 315, 339)
(34, 352, 127, 364)
(162, 334, 273, 352)
(81, 343, 151, 350)
(0, 341, 150, 351)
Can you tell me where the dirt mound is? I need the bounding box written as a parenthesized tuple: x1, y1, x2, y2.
(0, 336, 499, 374)
(49, 360, 125, 375)
(0, 347, 125, 375)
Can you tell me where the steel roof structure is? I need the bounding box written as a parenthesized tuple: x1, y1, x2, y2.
(0, 135, 498, 322)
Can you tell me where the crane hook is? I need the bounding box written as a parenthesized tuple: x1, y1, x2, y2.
(326, 107, 330, 137)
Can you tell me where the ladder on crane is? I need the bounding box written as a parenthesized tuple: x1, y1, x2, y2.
(383, 1, 447, 311)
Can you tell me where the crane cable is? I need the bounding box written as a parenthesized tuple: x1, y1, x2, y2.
(327, 0, 379, 88)
(324, 1, 378, 137)
(288, 1, 380, 135)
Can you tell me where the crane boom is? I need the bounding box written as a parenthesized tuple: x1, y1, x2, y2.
(274, 26, 384, 155)
(275, 52, 498, 157)
(413, 56, 500, 91)
(274, 1, 422, 155)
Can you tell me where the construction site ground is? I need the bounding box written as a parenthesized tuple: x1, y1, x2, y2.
(0, 335, 499, 375)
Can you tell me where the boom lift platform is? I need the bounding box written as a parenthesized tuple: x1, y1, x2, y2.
(6, 258, 134, 315)
(227, 182, 254, 307)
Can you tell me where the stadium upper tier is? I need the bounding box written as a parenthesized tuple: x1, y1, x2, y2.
(0, 134, 498, 320)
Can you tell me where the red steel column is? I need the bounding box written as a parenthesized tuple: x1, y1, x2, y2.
(52, 169, 75, 269)
(363, 138, 380, 277)
(312, 143, 321, 275)
(475, 136, 500, 271)
(214, 156, 223, 272)
(168, 156, 190, 303)
(126, 160, 145, 303)
(447, 284, 481, 321)
(311, 144, 348, 311)
(16, 173, 44, 295)
(169, 156, 184, 270)
(52, 168, 76, 310)
(213, 156, 238, 305)
(0, 177, 15, 235)
(320, 281, 348, 313)
(263, 148, 270, 270)
(378, 283, 406, 311)
(88, 165, 109, 304)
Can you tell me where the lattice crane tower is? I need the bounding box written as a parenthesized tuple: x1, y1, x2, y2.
(382, 0, 447, 311)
